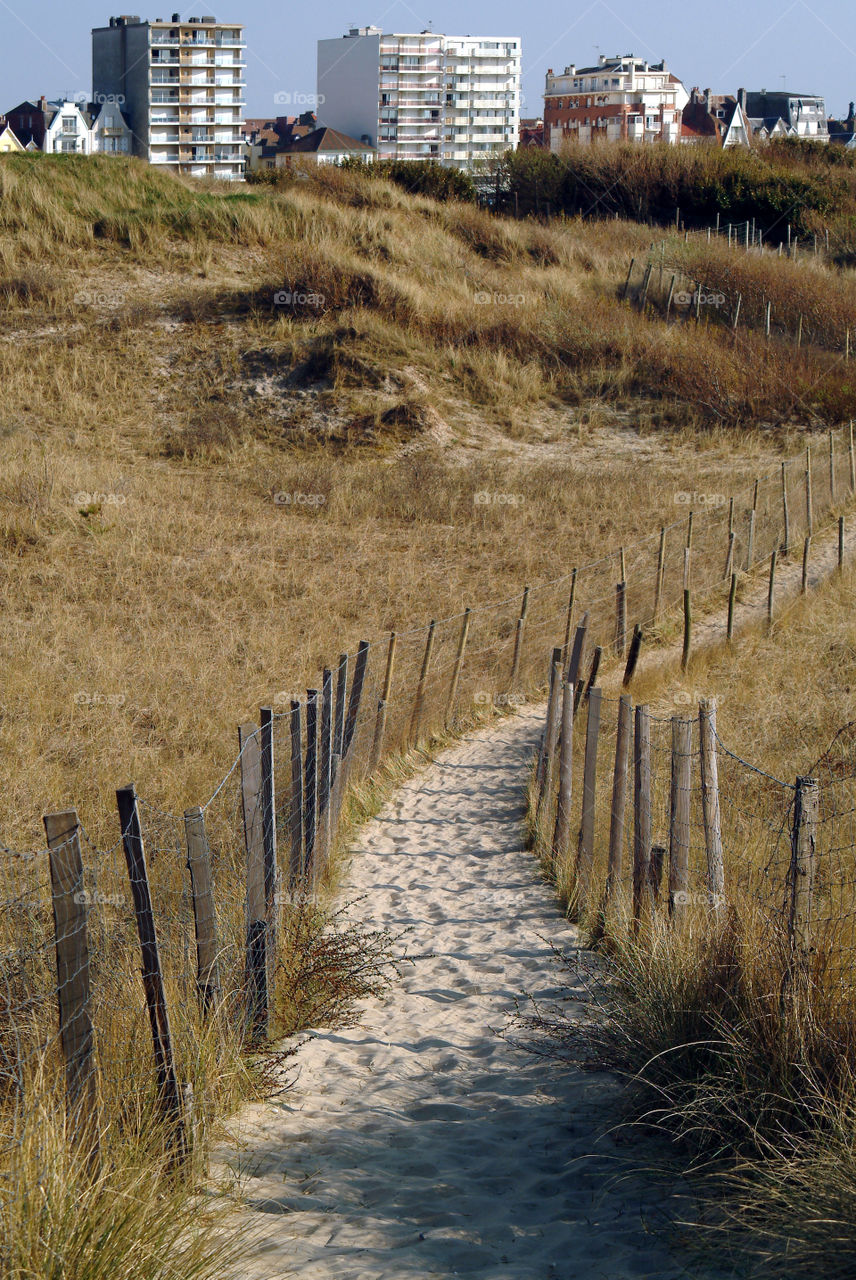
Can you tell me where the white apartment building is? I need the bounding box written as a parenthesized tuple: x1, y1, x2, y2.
(317, 27, 520, 168)
(544, 54, 688, 148)
(92, 13, 245, 180)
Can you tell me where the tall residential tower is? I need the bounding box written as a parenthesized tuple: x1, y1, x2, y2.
(92, 13, 245, 179)
(317, 27, 521, 168)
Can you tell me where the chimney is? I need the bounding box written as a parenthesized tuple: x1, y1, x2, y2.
(848, 100, 855, 130)
(39, 95, 47, 111)
(704, 87, 712, 113)
(738, 87, 747, 111)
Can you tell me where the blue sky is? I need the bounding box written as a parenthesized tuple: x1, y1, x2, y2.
(0, 0, 852, 121)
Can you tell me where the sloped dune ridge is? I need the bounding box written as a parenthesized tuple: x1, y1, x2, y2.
(215, 708, 728, 1280)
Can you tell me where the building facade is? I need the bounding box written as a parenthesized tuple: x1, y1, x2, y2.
(2, 97, 132, 155)
(544, 55, 688, 148)
(92, 13, 245, 179)
(317, 27, 520, 168)
(744, 90, 828, 142)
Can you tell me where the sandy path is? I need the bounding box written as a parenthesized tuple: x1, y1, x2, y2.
(214, 707, 723, 1280)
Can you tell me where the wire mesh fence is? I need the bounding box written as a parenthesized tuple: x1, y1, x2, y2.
(1, 419, 855, 1183)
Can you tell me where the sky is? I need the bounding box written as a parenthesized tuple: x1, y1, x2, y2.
(0, 0, 853, 121)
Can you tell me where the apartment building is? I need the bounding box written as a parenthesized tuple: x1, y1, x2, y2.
(317, 27, 520, 168)
(744, 90, 828, 141)
(92, 13, 245, 180)
(544, 54, 688, 148)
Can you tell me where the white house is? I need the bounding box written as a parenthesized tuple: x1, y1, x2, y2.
(43, 100, 94, 154)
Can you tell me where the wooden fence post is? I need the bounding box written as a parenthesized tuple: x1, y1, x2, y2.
(805, 445, 814, 535)
(746, 508, 755, 570)
(767, 549, 777, 627)
(605, 695, 632, 914)
(615, 580, 627, 657)
(802, 536, 811, 594)
(668, 719, 692, 922)
(561, 570, 578, 659)
(727, 572, 737, 641)
(829, 430, 836, 505)
(410, 621, 436, 746)
(633, 705, 651, 932)
(303, 690, 318, 878)
(369, 631, 397, 773)
(566, 614, 588, 691)
(623, 624, 643, 687)
(781, 461, 790, 557)
(584, 646, 602, 698)
(665, 273, 676, 320)
(510, 587, 530, 690)
(343, 641, 370, 761)
(849, 420, 855, 493)
(550, 676, 575, 869)
(732, 293, 742, 330)
(260, 706, 277, 933)
(183, 806, 221, 1014)
(638, 262, 652, 309)
(237, 727, 269, 1040)
(116, 785, 187, 1153)
(698, 700, 725, 913)
(288, 700, 304, 886)
(788, 777, 818, 957)
(622, 257, 636, 300)
(653, 526, 666, 622)
(681, 587, 692, 671)
(574, 686, 602, 918)
(45, 809, 99, 1160)
(317, 669, 334, 869)
(840, 516, 846, 571)
(536, 647, 563, 804)
(445, 610, 471, 727)
(333, 653, 348, 766)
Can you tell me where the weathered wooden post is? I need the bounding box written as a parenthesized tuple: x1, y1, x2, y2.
(238, 726, 269, 1039)
(802, 536, 811, 594)
(445, 610, 471, 727)
(410, 621, 437, 746)
(116, 785, 187, 1154)
(615, 580, 627, 657)
(369, 631, 397, 774)
(535, 647, 563, 806)
(829, 430, 836, 505)
(849, 420, 855, 493)
(260, 706, 277, 934)
(668, 719, 692, 922)
(746, 508, 755, 571)
(561, 570, 578, 659)
(681, 586, 692, 671)
(698, 700, 725, 913)
(839, 516, 845, 571)
(727, 572, 737, 641)
(183, 806, 221, 1014)
(781, 461, 790, 556)
(317, 669, 334, 870)
(550, 675, 575, 868)
(605, 695, 632, 913)
(510, 587, 530, 690)
(288, 700, 304, 885)
(574, 686, 602, 917)
(805, 444, 814, 535)
(767, 549, 777, 627)
(788, 777, 818, 958)
(45, 809, 99, 1160)
(303, 690, 318, 876)
(653, 526, 666, 622)
(623, 624, 643, 687)
(632, 705, 651, 932)
(622, 257, 636, 300)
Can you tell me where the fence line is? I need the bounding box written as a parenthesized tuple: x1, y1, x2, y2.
(2, 415, 856, 1180)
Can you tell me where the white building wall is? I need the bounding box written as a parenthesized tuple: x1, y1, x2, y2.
(317, 30, 383, 146)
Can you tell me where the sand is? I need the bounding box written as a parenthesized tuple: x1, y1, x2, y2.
(213, 706, 726, 1280)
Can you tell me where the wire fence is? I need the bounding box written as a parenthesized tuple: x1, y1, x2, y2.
(531, 662, 856, 995)
(2, 418, 855, 1181)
